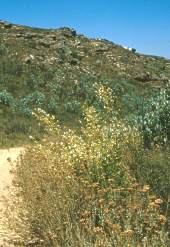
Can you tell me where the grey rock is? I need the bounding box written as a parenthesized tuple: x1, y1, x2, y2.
(59, 28, 77, 37)
(24, 55, 35, 64)
(25, 33, 37, 39)
(0, 21, 12, 29)
(37, 40, 52, 48)
(94, 46, 110, 53)
(69, 58, 80, 65)
(24, 57, 32, 64)
(134, 72, 160, 82)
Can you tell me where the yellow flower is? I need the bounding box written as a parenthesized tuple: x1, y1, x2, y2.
(98, 198, 105, 205)
(111, 224, 121, 232)
(154, 198, 163, 205)
(93, 227, 104, 235)
(124, 229, 134, 237)
(140, 185, 150, 193)
(159, 215, 166, 224)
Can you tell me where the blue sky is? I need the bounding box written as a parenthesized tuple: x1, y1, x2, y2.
(1, 0, 170, 58)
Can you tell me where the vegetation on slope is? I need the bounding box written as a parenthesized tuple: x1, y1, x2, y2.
(1, 20, 170, 246)
(0, 20, 170, 146)
(7, 85, 170, 247)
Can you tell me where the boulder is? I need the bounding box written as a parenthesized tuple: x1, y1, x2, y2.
(0, 21, 12, 29)
(37, 40, 52, 48)
(24, 54, 35, 64)
(59, 28, 77, 37)
(134, 72, 160, 82)
(69, 58, 80, 65)
(94, 46, 110, 53)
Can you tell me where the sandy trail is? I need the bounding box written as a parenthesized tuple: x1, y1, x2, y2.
(0, 148, 24, 246)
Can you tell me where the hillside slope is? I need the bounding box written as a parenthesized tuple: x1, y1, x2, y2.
(0, 20, 170, 146)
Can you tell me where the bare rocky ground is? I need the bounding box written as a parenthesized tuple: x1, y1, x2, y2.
(0, 148, 24, 246)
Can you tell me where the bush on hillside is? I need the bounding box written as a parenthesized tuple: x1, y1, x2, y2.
(0, 90, 16, 109)
(64, 100, 81, 114)
(137, 82, 170, 147)
(0, 44, 8, 56)
(47, 98, 59, 114)
(19, 91, 45, 117)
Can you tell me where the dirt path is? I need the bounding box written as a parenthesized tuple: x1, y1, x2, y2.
(0, 148, 24, 246)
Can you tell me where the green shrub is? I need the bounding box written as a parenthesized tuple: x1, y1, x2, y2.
(64, 100, 81, 113)
(0, 90, 15, 107)
(19, 91, 45, 116)
(48, 82, 63, 98)
(0, 44, 8, 56)
(47, 98, 59, 114)
(57, 45, 72, 60)
(137, 82, 170, 147)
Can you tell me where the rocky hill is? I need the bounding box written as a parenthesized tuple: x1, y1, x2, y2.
(0, 20, 170, 146)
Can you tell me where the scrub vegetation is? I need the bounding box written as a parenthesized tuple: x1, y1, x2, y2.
(0, 21, 169, 246)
